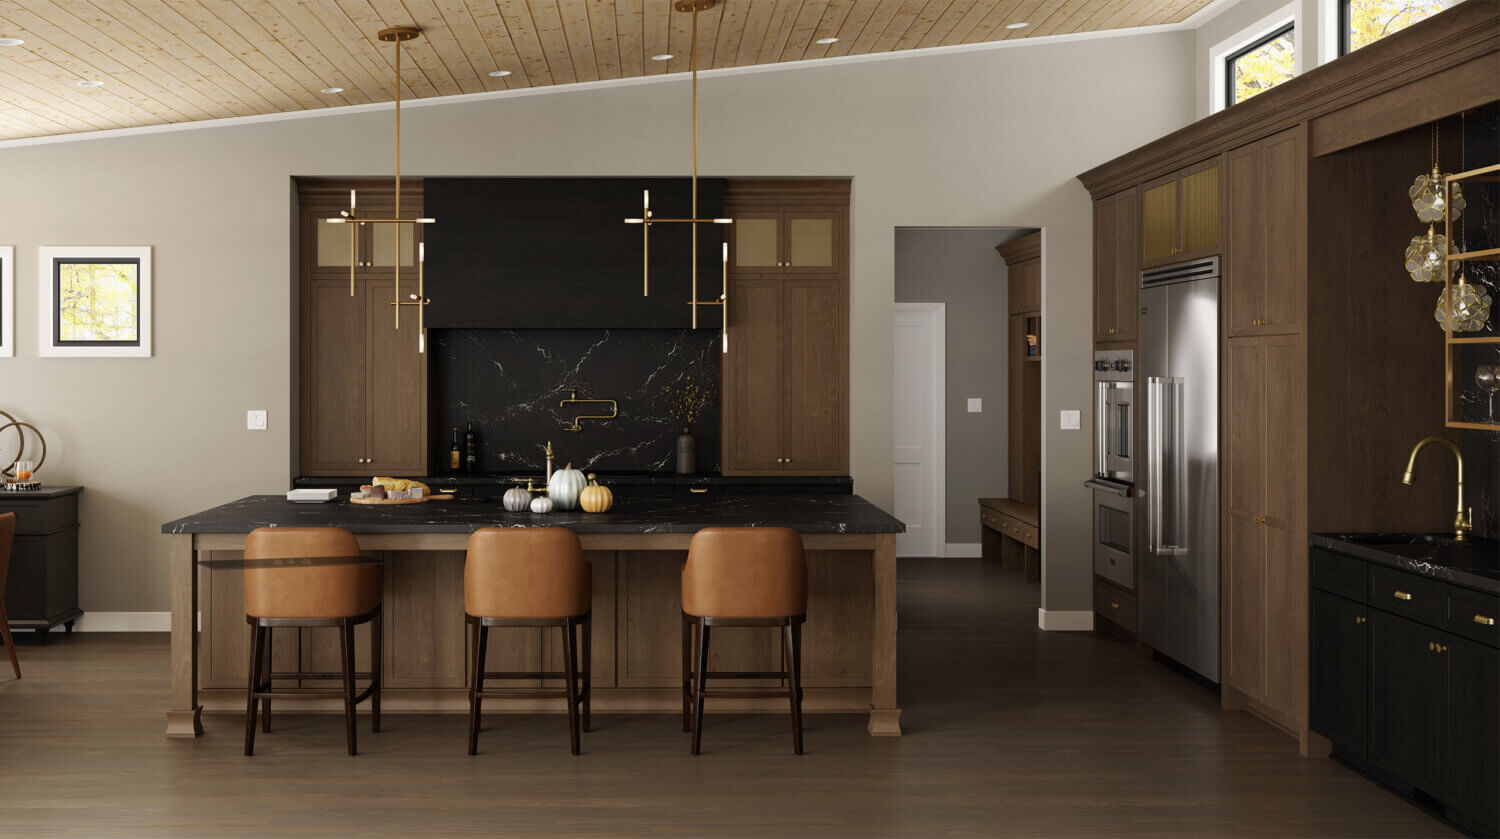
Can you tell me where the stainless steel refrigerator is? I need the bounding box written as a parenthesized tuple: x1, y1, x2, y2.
(1137, 257, 1219, 683)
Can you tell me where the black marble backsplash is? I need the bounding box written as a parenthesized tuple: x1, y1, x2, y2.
(429, 328, 721, 474)
(1460, 101, 1499, 542)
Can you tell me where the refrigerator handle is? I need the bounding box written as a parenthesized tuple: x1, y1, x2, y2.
(1148, 376, 1188, 557)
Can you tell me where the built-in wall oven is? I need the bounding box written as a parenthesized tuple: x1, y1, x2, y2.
(1087, 349, 1135, 590)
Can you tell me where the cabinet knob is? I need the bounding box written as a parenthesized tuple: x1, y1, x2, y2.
(1110, 602, 1119, 609)
(1394, 590, 1413, 601)
(1355, 616, 1366, 624)
(1107, 328, 1118, 334)
(1476, 615, 1495, 626)
(785, 458, 792, 463)
(1429, 642, 1436, 651)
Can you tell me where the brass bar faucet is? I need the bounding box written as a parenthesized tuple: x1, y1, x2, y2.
(513, 441, 554, 494)
(1401, 436, 1472, 541)
(560, 389, 619, 433)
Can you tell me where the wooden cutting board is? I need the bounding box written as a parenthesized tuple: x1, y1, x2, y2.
(350, 494, 455, 506)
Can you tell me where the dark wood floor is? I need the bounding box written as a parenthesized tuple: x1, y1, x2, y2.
(0, 559, 1455, 837)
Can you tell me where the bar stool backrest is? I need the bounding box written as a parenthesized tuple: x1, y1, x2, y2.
(465, 527, 590, 619)
(0, 512, 13, 597)
(683, 527, 807, 619)
(243, 526, 377, 619)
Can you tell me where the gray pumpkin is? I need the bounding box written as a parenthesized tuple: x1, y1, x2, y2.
(502, 486, 532, 512)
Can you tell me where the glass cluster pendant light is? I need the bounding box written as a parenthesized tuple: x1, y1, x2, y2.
(1435, 272, 1492, 332)
(1405, 224, 1449, 283)
(1410, 122, 1465, 223)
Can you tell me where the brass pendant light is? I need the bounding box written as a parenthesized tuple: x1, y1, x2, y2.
(1410, 121, 1465, 224)
(324, 26, 436, 353)
(1405, 224, 1449, 283)
(624, 0, 733, 352)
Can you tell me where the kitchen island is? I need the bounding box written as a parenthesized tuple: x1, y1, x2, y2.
(161, 494, 904, 739)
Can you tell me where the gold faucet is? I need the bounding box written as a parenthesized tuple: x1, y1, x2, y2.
(513, 441, 554, 494)
(560, 389, 619, 433)
(1402, 436, 1472, 541)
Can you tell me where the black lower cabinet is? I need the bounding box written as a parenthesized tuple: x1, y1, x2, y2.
(1310, 548, 1499, 837)
(1446, 636, 1499, 834)
(1309, 590, 1367, 756)
(1368, 609, 1447, 797)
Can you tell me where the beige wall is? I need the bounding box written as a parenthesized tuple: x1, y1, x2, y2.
(0, 31, 1196, 616)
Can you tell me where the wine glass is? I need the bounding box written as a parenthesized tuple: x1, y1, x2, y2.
(1476, 365, 1500, 421)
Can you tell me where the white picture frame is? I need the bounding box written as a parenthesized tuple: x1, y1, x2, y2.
(39, 245, 153, 358)
(0, 246, 13, 358)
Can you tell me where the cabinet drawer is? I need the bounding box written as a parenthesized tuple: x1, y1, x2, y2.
(0, 495, 79, 534)
(1311, 549, 1368, 603)
(1094, 579, 1138, 633)
(1447, 586, 1500, 648)
(1370, 566, 1445, 625)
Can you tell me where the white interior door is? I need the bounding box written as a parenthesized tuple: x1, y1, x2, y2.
(893, 303, 945, 558)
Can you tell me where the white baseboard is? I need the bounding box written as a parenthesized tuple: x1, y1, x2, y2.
(1037, 608, 1095, 632)
(944, 542, 981, 558)
(72, 612, 192, 632)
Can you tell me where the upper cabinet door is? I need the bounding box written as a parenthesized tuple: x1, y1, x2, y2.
(783, 211, 841, 275)
(1141, 161, 1222, 268)
(1095, 188, 1139, 342)
(782, 278, 845, 472)
(301, 278, 368, 474)
(1225, 143, 1266, 337)
(732, 212, 781, 271)
(1225, 127, 1306, 337)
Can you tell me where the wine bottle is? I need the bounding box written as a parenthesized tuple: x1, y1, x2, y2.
(464, 422, 478, 473)
(449, 427, 461, 472)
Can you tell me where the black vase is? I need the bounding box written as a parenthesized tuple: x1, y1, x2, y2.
(676, 426, 697, 474)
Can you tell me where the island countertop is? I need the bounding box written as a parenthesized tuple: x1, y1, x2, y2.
(163, 493, 905, 535)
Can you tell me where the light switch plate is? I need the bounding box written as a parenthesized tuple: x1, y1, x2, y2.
(246, 410, 267, 431)
(967, 398, 982, 413)
(1060, 409, 1081, 430)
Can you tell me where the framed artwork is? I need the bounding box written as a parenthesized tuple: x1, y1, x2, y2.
(0, 246, 12, 357)
(39, 246, 152, 358)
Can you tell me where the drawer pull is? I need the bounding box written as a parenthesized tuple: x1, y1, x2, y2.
(1110, 602, 1119, 609)
(1394, 591, 1412, 601)
(689, 488, 708, 494)
(1355, 616, 1366, 625)
(1477, 615, 1495, 627)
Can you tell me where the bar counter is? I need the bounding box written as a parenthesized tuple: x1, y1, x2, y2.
(161, 494, 904, 739)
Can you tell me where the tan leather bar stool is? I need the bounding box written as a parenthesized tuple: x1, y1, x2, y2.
(243, 527, 382, 756)
(464, 527, 592, 756)
(681, 526, 807, 755)
(0, 513, 20, 679)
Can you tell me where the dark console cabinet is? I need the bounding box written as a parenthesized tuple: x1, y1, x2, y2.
(1309, 546, 1498, 836)
(424, 177, 727, 329)
(1, 486, 83, 639)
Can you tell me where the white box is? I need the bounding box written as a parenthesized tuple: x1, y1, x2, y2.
(286, 488, 337, 503)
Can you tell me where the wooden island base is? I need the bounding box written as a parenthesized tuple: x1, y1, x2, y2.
(167, 530, 900, 738)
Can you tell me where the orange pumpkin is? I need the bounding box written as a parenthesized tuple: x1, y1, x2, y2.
(580, 475, 613, 513)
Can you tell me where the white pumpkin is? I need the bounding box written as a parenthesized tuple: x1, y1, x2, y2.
(548, 463, 587, 511)
(502, 486, 532, 512)
(530, 495, 554, 514)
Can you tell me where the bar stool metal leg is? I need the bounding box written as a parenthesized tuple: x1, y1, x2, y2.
(681, 615, 694, 732)
(340, 620, 358, 756)
(563, 617, 581, 756)
(691, 621, 710, 755)
(784, 621, 804, 755)
(260, 626, 273, 733)
(468, 620, 486, 756)
(244, 623, 265, 756)
(371, 610, 383, 733)
(581, 616, 592, 733)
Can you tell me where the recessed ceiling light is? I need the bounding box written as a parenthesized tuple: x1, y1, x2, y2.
(815, 37, 839, 44)
(321, 86, 344, 93)
(0, 38, 24, 47)
(1005, 22, 1029, 29)
(651, 53, 673, 61)
(488, 70, 511, 77)
(78, 80, 104, 87)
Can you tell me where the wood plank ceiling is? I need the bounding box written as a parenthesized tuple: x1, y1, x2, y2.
(0, 0, 1215, 141)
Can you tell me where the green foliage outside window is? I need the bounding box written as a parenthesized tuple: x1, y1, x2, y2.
(58, 262, 138, 342)
(1230, 26, 1296, 106)
(1346, 0, 1448, 53)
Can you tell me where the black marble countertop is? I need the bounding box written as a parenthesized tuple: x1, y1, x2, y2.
(164, 493, 904, 535)
(0, 485, 82, 499)
(1309, 532, 1500, 595)
(293, 472, 852, 488)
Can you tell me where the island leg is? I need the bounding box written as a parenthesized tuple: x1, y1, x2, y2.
(868, 533, 902, 736)
(165, 534, 202, 738)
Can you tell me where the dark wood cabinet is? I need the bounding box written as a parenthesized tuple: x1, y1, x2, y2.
(1446, 635, 1499, 832)
(1369, 608, 1447, 796)
(1093, 187, 1138, 342)
(1140, 159, 1220, 267)
(1225, 127, 1306, 337)
(1310, 547, 1499, 835)
(1309, 589, 1367, 755)
(0, 487, 82, 638)
(721, 180, 849, 477)
(298, 180, 428, 477)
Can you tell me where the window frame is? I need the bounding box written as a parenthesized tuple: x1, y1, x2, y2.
(1224, 22, 1297, 109)
(1338, 0, 1460, 57)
